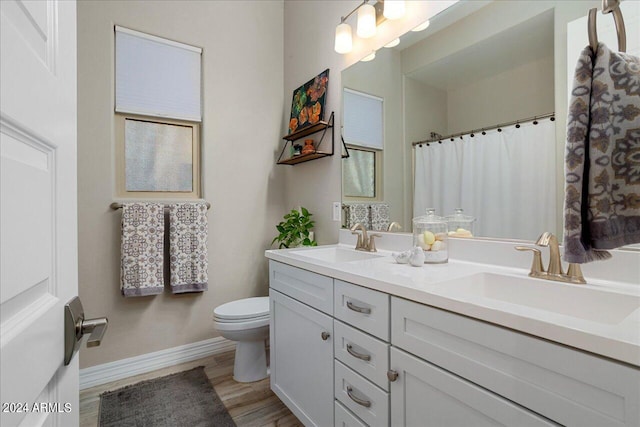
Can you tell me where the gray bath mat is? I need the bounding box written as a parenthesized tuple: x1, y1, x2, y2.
(99, 366, 236, 427)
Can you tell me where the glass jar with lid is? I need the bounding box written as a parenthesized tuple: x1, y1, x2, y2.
(413, 209, 448, 264)
(445, 208, 475, 238)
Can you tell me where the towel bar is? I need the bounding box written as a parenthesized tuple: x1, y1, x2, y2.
(110, 201, 211, 210)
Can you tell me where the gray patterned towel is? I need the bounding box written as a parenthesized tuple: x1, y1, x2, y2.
(370, 203, 390, 231)
(121, 203, 165, 296)
(563, 43, 640, 263)
(169, 202, 208, 293)
(344, 203, 370, 229)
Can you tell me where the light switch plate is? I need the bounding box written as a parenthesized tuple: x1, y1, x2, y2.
(332, 202, 342, 221)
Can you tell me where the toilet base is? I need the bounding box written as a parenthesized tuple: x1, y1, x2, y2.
(233, 340, 268, 383)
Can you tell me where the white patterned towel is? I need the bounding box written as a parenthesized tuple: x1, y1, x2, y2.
(169, 202, 208, 293)
(121, 203, 165, 297)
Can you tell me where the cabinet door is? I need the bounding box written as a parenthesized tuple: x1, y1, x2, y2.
(390, 348, 556, 427)
(270, 289, 334, 427)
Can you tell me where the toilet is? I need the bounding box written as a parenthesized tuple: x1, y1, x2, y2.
(213, 296, 270, 383)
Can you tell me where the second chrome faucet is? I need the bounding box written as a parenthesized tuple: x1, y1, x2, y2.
(516, 232, 586, 284)
(350, 223, 382, 252)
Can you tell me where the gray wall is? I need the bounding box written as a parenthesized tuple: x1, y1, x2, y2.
(77, 0, 285, 368)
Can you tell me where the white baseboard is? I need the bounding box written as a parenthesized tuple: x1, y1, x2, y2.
(80, 336, 235, 390)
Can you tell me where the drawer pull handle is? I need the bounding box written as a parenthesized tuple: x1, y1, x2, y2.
(346, 301, 371, 314)
(346, 386, 371, 408)
(346, 344, 371, 361)
(321, 331, 331, 341)
(387, 370, 399, 382)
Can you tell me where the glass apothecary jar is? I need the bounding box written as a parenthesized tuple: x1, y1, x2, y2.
(413, 209, 448, 264)
(446, 208, 475, 238)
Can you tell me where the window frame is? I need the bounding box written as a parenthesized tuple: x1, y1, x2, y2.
(114, 113, 201, 199)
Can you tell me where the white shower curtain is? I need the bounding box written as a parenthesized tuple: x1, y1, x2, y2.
(414, 120, 557, 241)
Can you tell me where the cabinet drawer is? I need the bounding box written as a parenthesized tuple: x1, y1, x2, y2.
(392, 297, 640, 427)
(334, 320, 390, 391)
(335, 401, 367, 427)
(390, 347, 557, 427)
(269, 261, 333, 315)
(335, 280, 389, 340)
(335, 360, 389, 427)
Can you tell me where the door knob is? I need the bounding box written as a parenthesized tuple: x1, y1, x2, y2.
(321, 331, 331, 341)
(64, 297, 108, 365)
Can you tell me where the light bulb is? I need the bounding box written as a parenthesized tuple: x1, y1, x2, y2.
(412, 20, 430, 32)
(334, 22, 353, 54)
(384, 38, 400, 48)
(383, 0, 405, 20)
(361, 52, 376, 62)
(357, 3, 377, 38)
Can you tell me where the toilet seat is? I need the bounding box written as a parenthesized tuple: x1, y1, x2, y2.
(213, 315, 269, 332)
(214, 296, 269, 322)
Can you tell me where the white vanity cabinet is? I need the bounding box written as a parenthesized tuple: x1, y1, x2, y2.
(269, 262, 334, 427)
(269, 259, 640, 427)
(391, 296, 640, 427)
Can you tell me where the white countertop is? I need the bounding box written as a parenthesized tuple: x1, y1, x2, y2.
(265, 243, 640, 367)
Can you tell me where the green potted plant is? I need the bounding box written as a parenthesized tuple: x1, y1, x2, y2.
(272, 207, 318, 248)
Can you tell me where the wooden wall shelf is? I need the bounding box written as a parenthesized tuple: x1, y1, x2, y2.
(277, 112, 335, 166)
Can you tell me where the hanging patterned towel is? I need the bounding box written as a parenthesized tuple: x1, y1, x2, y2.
(344, 203, 370, 229)
(370, 203, 390, 231)
(563, 43, 640, 263)
(169, 202, 208, 293)
(121, 203, 165, 296)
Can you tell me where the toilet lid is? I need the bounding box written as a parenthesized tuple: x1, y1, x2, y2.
(214, 296, 269, 320)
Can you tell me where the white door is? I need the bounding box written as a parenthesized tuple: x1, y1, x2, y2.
(1, 0, 78, 426)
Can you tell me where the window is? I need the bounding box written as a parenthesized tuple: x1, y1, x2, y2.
(342, 88, 383, 200)
(114, 26, 202, 198)
(343, 148, 378, 198)
(115, 115, 201, 198)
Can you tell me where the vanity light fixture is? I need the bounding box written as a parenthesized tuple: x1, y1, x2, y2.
(334, 0, 389, 54)
(335, 21, 353, 54)
(383, 0, 405, 20)
(384, 38, 400, 48)
(357, 2, 377, 38)
(412, 20, 430, 32)
(361, 51, 376, 62)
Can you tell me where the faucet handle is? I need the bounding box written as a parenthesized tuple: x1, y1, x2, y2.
(566, 263, 587, 284)
(368, 233, 382, 252)
(515, 246, 545, 277)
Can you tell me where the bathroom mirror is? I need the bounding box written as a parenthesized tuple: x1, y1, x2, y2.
(341, 0, 606, 242)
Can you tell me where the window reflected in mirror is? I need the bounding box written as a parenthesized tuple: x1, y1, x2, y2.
(343, 148, 378, 199)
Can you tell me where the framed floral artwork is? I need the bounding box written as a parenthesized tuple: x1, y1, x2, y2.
(288, 69, 329, 134)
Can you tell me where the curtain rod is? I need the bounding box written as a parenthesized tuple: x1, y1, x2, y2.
(411, 112, 555, 147)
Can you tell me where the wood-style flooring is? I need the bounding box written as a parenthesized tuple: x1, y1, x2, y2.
(79, 349, 301, 427)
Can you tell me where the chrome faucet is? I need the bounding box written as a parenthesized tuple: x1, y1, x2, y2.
(515, 232, 586, 284)
(350, 223, 381, 252)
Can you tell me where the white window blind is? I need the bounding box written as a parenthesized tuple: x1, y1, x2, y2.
(343, 88, 383, 149)
(115, 26, 202, 122)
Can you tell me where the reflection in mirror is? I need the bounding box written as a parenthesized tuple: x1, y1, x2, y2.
(341, 0, 610, 242)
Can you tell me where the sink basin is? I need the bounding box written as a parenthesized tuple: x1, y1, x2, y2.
(290, 247, 383, 263)
(440, 272, 640, 325)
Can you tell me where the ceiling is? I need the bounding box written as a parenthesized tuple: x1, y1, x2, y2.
(404, 8, 554, 91)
